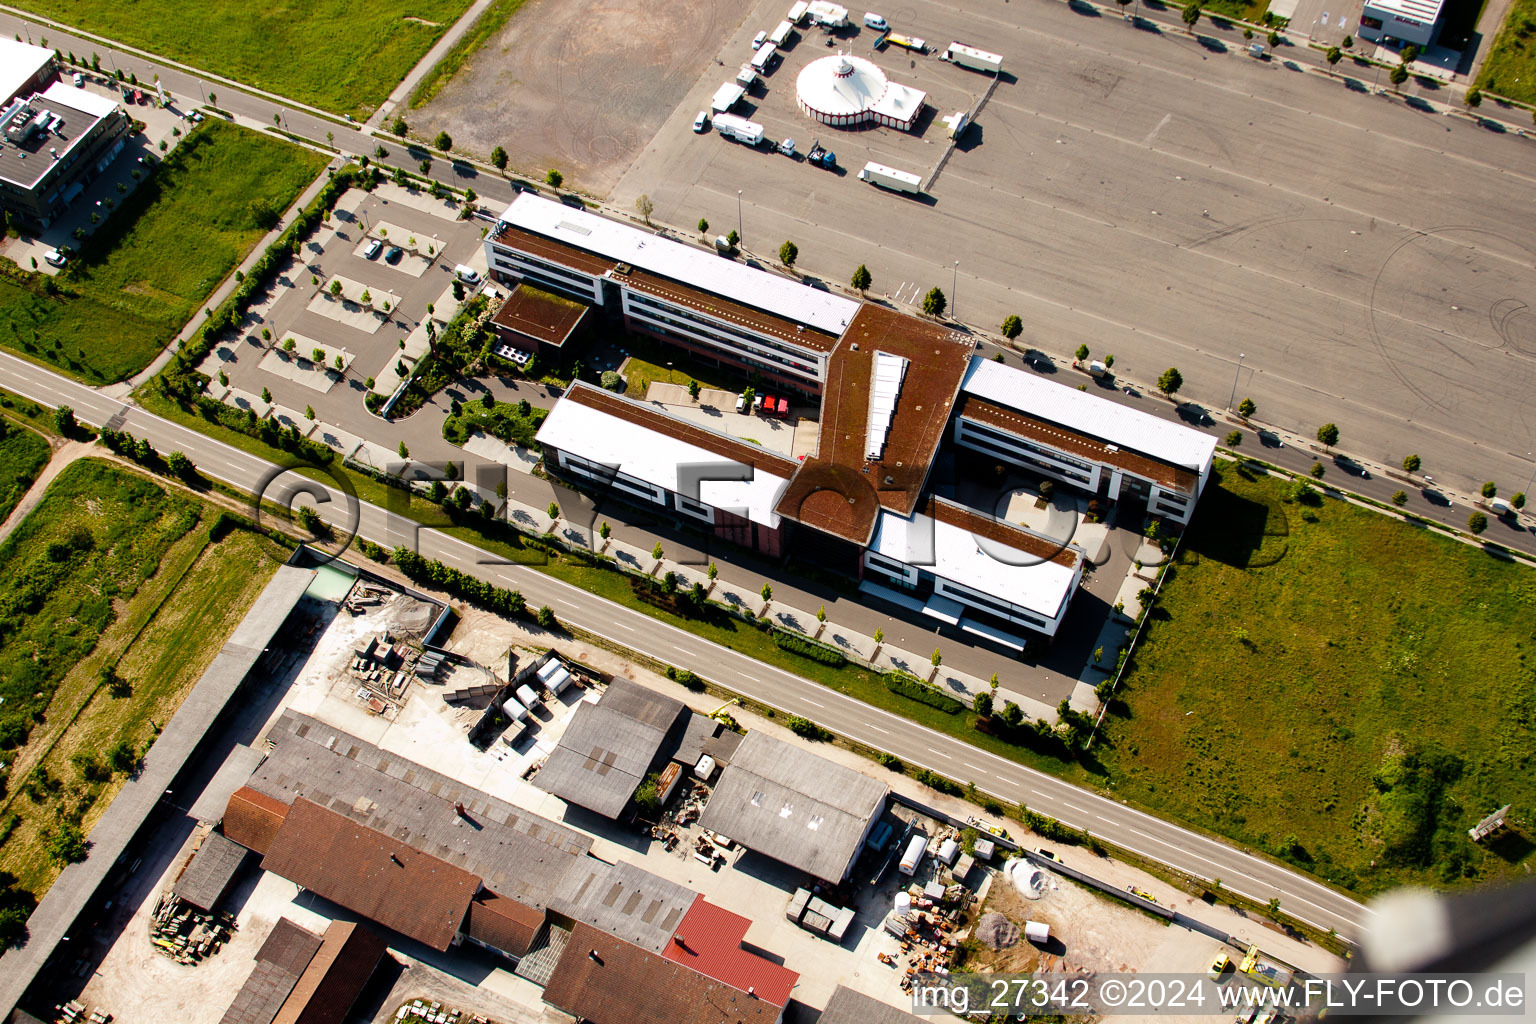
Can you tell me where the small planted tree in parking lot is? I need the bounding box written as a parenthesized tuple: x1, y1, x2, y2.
(1157, 366, 1183, 396)
(922, 286, 947, 317)
(1316, 422, 1339, 451)
(851, 263, 872, 294)
(434, 131, 452, 151)
(545, 168, 563, 188)
(490, 145, 508, 170)
(779, 240, 798, 267)
(1001, 314, 1022, 341)
(1238, 397, 1256, 419)
(636, 193, 654, 224)
(1403, 453, 1421, 474)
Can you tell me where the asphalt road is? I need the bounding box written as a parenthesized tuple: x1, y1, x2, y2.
(0, 350, 1371, 941)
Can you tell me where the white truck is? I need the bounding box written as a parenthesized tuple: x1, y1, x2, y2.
(750, 41, 779, 73)
(788, 0, 810, 23)
(711, 82, 745, 113)
(769, 19, 795, 47)
(943, 41, 1004, 73)
(713, 112, 766, 146)
(859, 161, 922, 193)
(806, 1, 850, 26)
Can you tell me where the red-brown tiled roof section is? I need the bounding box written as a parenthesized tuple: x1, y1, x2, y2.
(490, 285, 588, 347)
(272, 920, 388, 1024)
(621, 267, 841, 353)
(563, 383, 802, 479)
(776, 304, 974, 544)
(922, 496, 1081, 569)
(662, 897, 797, 1007)
(463, 890, 545, 957)
(956, 395, 1198, 491)
(223, 786, 292, 856)
(491, 223, 619, 277)
(543, 923, 779, 1024)
(259, 798, 479, 952)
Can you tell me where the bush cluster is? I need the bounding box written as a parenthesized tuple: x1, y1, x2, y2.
(771, 628, 846, 666)
(884, 671, 966, 714)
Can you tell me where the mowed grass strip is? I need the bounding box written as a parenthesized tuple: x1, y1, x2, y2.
(1477, 0, 1536, 104)
(14, 0, 471, 117)
(0, 422, 51, 525)
(0, 120, 327, 382)
(409, 0, 528, 109)
(1096, 464, 1536, 895)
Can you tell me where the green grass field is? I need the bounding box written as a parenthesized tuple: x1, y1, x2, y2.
(1476, 0, 1536, 104)
(0, 423, 50, 525)
(1095, 464, 1536, 895)
(409, 0, 528, 109)
(0, 120, 327, 383)
(15, 0, 472, 117)
(0, 459, 280, 939)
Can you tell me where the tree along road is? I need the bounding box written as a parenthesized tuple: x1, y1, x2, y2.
(0, 350, 1371, 941)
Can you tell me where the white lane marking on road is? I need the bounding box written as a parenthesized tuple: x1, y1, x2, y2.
(556, 598, 578, 608)
(611, 622, 635, 631)
(1143, 112, 1172, 147)
(671, 645, 689, 653)
(994, 775, 1020, 785)
(1061, 802, 1090, 815)
(740, 673, 760, 682)
(964, 763, 988, 773)
(1129, 827, 1255, 879)
(1097, 816, 1117, 823)
(867, 724, 889, 734)
(800, 697, 825, 707)
(927, 748, 951, 758)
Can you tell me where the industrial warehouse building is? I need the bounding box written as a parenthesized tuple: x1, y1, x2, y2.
(496, 193, 1215, 645)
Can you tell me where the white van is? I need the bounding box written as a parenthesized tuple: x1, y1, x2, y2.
(454, 264, 480, 285)
(1489, 497, 1514, 517)
(864, 12, 889, 30)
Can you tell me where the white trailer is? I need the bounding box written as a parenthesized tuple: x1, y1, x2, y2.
(899, 835, 928, 875)
(711, 82, 745, 113)
(713, 112, 766, 146)
(943, 41, 1004, 73)
(769, 19, 795, 46)
(788, 0, 810, 23)
(858, 161, 922, 193)
(806, 1, 850, 26)
(1025, 921, 1051, 944)
(750, 41, 779, 73)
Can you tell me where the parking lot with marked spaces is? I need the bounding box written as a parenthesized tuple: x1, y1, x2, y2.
(614, 0, 1536, 497)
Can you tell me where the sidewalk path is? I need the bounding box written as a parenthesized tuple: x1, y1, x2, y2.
(366, 0, 495, 128)
(0, 437, 95, 545)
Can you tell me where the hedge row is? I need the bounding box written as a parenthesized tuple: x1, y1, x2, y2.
(771, 628, 847, 666)
(885, 670, 966, 714)
(392, 547, 527, 618)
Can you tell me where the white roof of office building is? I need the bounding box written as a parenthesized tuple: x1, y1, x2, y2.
(535, 383, 796, 528)
(0, 39, 52, 106)
(1363, 0, 1445, 23)
(40, 80, 119, 119)
(497, 193, 859, 336)
(868, 501, 1081, 620)
(961, 357, 1217, 472)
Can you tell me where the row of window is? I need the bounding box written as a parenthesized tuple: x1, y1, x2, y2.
(935, 577, 1054, 629)
(489, 247, 603, 302)
(623, 293, 822, 379)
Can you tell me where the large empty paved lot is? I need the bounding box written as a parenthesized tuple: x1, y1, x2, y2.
(414, 0, 754, 193)
(615, 0, 1536, 495)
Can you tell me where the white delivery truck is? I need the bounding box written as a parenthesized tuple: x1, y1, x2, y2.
(712, 113, 766, 146)
(807, 1, 850, 26)
(899, 834, 928, 875)
(712, 82, 745, 113)
(788, 0, 810, 24)
(943, 41, 1004, 73)
(769, 19, 795, 46)
(750, 41, 779, 73)
(859, 161, 922, 193)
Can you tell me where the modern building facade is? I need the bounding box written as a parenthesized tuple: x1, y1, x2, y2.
(953, 358, 1216, 526)
(0, 82, 130, 230)
(0, 40, 57, 107)
(1359, 0, 1444, 47)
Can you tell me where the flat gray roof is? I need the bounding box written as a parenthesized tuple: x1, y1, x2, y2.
(533, 681, 687, 819)
(0, 84, 116, 191)
(250, 711, 592, 909)
(698, 732, 887, 882)
(673, 713, 743, 769)
(189, 744, 266, 822)
(818, 986, 926, 1024)
(0, 564, 316, 1022)
(547, 858, 696, 953)
(173, 831, 248, 912)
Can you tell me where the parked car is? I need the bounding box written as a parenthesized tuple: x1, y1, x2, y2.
(43, 249, 67, 268)
(72, 72, 84, 88)
(864, 12, 889, 30)
(454, 264, 481, 285)
(1035, 848, 1060, 863)
(1208, 951, 1231, 980)
(693, 110, 709, 133)
(752, 30, 768, 49)
(384, 245, 403, 264)
(363, 239, 382, 260)
(188, 110, 203, 123)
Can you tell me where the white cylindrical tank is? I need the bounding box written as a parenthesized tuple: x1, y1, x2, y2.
(1025, 921, 1050, 944)
(899, 835, 927, 875)
(894, 891, 911, 915)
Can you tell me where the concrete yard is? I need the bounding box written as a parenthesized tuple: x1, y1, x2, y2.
(411, 0, 757, 193)
(612, 0, 1536, 499)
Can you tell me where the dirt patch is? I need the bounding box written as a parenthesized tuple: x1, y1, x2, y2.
(411, 0, 751, 194)
(403, 15, 444, 26)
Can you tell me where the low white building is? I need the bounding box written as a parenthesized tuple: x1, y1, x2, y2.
(1359, 0, 1445, 47)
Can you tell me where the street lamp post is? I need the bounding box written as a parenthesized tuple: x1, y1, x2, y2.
(1227, 353, 1244, 411)
(951, 260, 959, 317)
(737, 190, 743, 247)
(1524, 453, 1535, 499)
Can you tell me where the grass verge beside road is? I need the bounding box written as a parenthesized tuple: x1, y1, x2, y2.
(0, 422, 51, 525)
(0, 458, 280, 945)
(1095, 464, 1536, 896)
(1476, 0, 1536, 104)
(11, 0, 471, 117)
(409, 0, 529, 109)
(0, 121, 327, 383)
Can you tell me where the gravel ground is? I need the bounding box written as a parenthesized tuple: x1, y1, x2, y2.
(412, 0, 753, 194)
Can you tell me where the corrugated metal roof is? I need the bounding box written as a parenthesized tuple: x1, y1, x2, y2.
(818, 985, 927, 1024)
(548, 859, 697, 953)
(173, 830, 248, 912)
(496, 193, 859, 335)
(698, 732, 887, 882)
(961, 357, 1216, 473)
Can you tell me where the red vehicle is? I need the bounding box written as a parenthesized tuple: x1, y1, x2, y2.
(774, 396, 789, 418)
